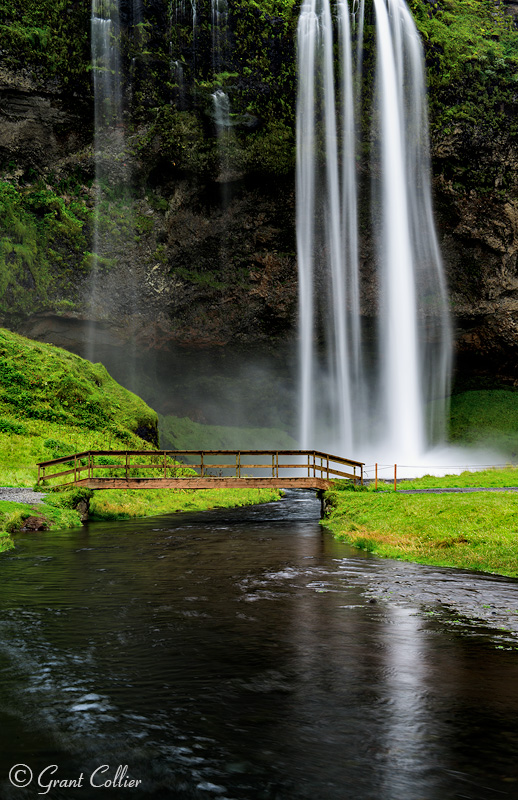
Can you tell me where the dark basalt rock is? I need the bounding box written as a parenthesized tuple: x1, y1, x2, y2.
(21, 516, 49, 531)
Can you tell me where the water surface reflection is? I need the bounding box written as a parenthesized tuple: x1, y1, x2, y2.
(0, 491, 517, 799)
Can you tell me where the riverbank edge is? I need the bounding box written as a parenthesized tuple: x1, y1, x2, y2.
(0, 486, 284, 554)
(321, 488, 518, 579)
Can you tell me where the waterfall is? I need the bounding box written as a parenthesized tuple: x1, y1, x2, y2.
(212, 88, 231, 129)
(296, 0, 451, 462)
(297, 0, 360, 451)
(88, 0, 123, 361)
(91, 0, 121, 132)
(172, 58, 186, 108)
(212, 0, 229, 75)
(132, 0, 143, 25)
(212, 87, 234, 198)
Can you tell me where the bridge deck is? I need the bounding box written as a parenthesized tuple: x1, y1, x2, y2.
(37, 449, 364, 491)
(74, 477, 334, 491)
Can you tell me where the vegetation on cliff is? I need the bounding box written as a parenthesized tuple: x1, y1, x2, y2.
(411, 0, 518, 195)
(0, 181, 92, 317)
(0, 0, 90, 94)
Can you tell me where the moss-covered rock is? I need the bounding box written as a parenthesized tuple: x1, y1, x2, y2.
(0, 327, 159, 447)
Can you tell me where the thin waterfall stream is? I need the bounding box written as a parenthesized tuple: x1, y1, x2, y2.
(88, 0, 123, 363)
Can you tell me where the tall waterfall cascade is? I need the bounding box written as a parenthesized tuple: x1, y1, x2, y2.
(89, 0, 140, 378)
(296, 0, 452, 463)
(88, 0, 123, 362)
(91, 0, 121, 132)
(212, 0, 229, 75)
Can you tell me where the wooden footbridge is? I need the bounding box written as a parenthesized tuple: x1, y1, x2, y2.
(36, 449, 364, 492)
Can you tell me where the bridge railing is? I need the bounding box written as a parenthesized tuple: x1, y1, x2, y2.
(36, 450, 364, 489)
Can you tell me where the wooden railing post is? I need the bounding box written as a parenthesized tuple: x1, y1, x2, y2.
(125, 452, 129, 481)
(74, 454, 77, 485)
(201, 452, 204, 477)
(326, 454, 329, 482)
(276, 452, 279, 478)
(163, 451, 167, 478)
(272, 454, 275, 478)
(236, 451, 241, 478)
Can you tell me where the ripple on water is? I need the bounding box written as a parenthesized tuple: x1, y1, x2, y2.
(0, 492, 518, 800)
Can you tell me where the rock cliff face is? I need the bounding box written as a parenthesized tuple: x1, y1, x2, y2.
(0, 68, 89, 172)
(1, 0, 518, 391)
(433, 129, 518, 382)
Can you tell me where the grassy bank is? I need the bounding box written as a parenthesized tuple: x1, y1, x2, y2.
(0, 486, 283, 552)
(159, 413, 297, 451)
(0, 328, 159, 487)
(323, 482, 518, 578)
(449, 389, 518, 457)
(89, 487, 282, 520)
(384, 466, 518, 491)
(0, 498, 84, 553)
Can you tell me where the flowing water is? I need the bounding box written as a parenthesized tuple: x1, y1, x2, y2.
(296, 0, 452, 464)
(88, 0, 125, 364)
(1, 492, 517, 799)
(212, 0, 230, 75)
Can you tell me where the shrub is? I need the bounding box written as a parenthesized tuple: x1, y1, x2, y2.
(0, 418, 28, 435)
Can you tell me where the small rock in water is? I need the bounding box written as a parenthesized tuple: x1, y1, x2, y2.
(21, 516, 48, 531)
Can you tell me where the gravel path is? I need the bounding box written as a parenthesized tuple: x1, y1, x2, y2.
(0, 487, 47, 505)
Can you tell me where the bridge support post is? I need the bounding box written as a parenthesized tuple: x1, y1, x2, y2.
(317, 489, 327, 519)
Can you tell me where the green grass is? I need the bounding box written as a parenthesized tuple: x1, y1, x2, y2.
(372, 466, 518, 491)
(0, 328, 159, 487)
(449, 390, 518, 456)
(0, 498, 84, 552)
(323, 489, 518, 578)
(89, 487, 282, 520)
(159, 413, 297, 451)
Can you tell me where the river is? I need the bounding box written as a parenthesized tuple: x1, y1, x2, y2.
(0, 491, 517, 799)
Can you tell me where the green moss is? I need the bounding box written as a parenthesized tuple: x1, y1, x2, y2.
(409, 0, 518, 193)
(0, 0, 90, 94)
(0, 181, 91, 315)
(448, 389, 518, 455)
(136, 108, 217, 176)
(159, 413, 298, 450)
(243, 119, 295, 175)
(0, 328, 159, 487)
